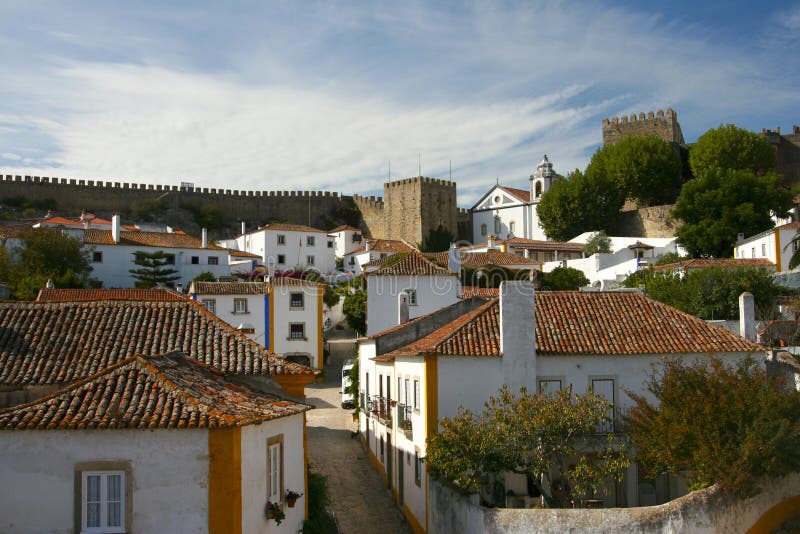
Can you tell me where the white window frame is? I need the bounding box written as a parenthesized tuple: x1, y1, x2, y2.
(290, 292, 304, 309)
(92, 251, 103, 263)
(267, 435, 284, 505)
(81, 471, 125, 533)
(480, 223, 487, 237)
(289, 322, 305, 340)
(277, 254, 286, 264)
(277, 234, 286, 245)
(413, 379, 420, 411)
(403, 289, 418, 306)
(538, 378, 563, 394)
(208, 256, 219, 265)
(202, 299, 216, 314)
(306, 255, 315, 266)
(234, 298, 248, 314)
(307, 236, 315, 246)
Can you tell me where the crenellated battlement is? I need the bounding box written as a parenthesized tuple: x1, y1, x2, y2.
(352, 194, 384, 209)
(601, 108, 684, 146)
(384, 176, 456, 188)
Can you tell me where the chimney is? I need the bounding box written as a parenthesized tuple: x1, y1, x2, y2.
(739, 292, 756, 341)
(202, 228, 208, 248)
(487, 234, 495, 249)
(500, 241, 507, 253)
(447, 243, 461, 274)
(398, 291, 410, 325)
(500, 281, 536, 391)
(111, 214, 121, 244)
(366, 240, 372, 252)
(241, 221, 246, 235)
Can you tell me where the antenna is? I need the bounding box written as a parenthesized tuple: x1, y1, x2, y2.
(449, 160, 452, 181)
(389, 159, 391, 181)
(418, 153, 421, 177)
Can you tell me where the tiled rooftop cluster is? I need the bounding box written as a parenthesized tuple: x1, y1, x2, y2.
(369, 251, 457, 277)
(0, 353, 310, 430)
(82, 229, 228, 250)
(36, 288, 187, 302)
(191, 278, 323, 295)
(429, 250, 538, 268)
(351, 238, 414, 255)
(0, 300, 313, 387)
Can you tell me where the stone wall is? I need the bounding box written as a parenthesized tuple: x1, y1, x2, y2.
(763, 126, 800, 185)
(383, 176, 457, 244)
(615, 204, 680, 238)
(429, 473, 800, 534)
(352, 194, 385, 239)
(602, 109, 684, 147)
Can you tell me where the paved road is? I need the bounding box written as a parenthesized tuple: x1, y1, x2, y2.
(306, 349, 413, 534)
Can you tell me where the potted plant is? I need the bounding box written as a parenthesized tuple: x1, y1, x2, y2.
(265, 501, 285, 525)
(285, 489, 303, 508)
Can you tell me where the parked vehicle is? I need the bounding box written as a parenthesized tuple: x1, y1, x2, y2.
(341, 359, 356, 408)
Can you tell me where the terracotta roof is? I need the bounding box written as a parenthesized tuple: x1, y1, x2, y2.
(228, 249, 261, 258)
(653, 258, 776, 272)
(0, 226, 26, 239)
(255, 223, 328, 234)
(368, 251, 457, 277)
(350, 239, 414, 255)
(36, 215, 138, 230)
(501, 186, 531, 203)
(627, 241, 654, 249)
(328, 225, 362, 233)
(82, 229, 228, 251)
(190, 279, 323, 295)
(460, 287, 500, 298)
(502, 237, 584, 252)
(779, 221, 800, 231)
(379, 291, 762, 359)
(36, 288, 187, 302)
(0, 352, 310, 430)
(429, 250, 538, 268)
(0, 300, 313, 387)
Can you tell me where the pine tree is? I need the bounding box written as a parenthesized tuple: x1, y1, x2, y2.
(129, 251, 180, 288)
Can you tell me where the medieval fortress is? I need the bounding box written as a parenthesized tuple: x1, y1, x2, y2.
(1, 110, 798, 241)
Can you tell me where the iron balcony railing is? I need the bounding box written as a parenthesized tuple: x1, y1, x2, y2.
(398, 403, 413, 437)
(370, 395, 392, 423)
(596, 406, 628, 434)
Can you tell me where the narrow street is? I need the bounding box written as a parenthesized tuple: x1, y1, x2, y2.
(306, 342, 413, 534)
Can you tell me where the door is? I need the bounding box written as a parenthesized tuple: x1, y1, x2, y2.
(386, 432, 393, 491)
(398, 447, 405, 506)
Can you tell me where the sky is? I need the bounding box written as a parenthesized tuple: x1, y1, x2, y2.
(0, 1, 798, 206)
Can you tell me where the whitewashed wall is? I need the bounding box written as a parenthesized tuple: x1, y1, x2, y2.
(236, 229, 336, 274)
(273, 285, 322, 368)
(193, 293, 269, 346)
(366, 274, 460, 336)
(241, 414, 306, 534)
(0, 429, 209, 534)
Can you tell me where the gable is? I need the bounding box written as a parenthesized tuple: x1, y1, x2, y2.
(470, 185, 526, 211)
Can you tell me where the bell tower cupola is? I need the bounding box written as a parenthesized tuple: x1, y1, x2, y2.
(530, 154, 555, 203)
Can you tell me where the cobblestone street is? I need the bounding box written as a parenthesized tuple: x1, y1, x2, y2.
(306, 346, 413, 534)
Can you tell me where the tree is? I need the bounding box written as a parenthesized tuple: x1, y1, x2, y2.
(582, 231, 612, 256)
(342, 285, 366, 334)
(539, 266, 589, 291)
(689, 124, 776, 177)
(673, 168, 791, 258)
(426, 387, 629, 507)
(536, 170, 625, 242)
(586, 135, 682, 207)
(622, 266, 781, 320)
(420, 224, 454, 252)
(192, 271, 217, 284)
(129, 250, 180, 288)
(625, 357, 800, 498)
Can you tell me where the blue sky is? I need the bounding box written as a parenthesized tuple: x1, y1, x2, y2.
(0, 1, 798, 206)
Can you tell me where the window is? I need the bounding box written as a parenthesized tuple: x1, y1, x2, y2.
(480, 224, 487, 236)
(352, 233, 362, 242)
(191, 256, 199, 264)
(413, 379, 420, 411)
(535, 181, 543, 198)
(290, 323, 305, 340)
(380, 253, 387, 259)
(493, 195, 501, 203)
(414, 449, 422, 486)
(202, 299, 216, 314)
(277, 254, 286, 264)
(494, 216, 501, 235)
(277, 234, 286, 245)
(538, 379, 562, 394)
(307, 236, 315, 246)
(509, 221, 516, 234)
(761, 243, 767, 257)
(380, 435, 385, 463)
(591, 378, 616, 433)
(267, 435, 284, 504)
(92, 251, 103, 263)
(403, 289, 418, 306)
(208, 256, 219, 265)
(79, 468, 128, 534)
(327, 240, 334, 248)
(234, 298, 248, 314)
(164, 254, 175, 265)
(348, 256, 355, 265)
(398, 377, 403, 405)
(751, 247, 756, 258)
(290, 292, 304, 309)
(306, 255, 315, 265)
(405, 378, 410, 406)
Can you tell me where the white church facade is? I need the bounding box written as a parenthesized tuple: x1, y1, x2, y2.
(470, 155, 556, 244)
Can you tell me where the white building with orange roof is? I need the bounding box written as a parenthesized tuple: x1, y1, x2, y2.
(734, 221, 800, 273)
(358, 283, 764, 530)
(327, 224, 363, 259)
(365, 251, 460, 336)
(231, 223, 336, 274)
(344, 238, 415, 275)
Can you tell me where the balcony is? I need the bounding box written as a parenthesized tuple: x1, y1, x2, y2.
(370, 395, 392, 424)
(398, 404, 413, 439)
(596, 406, 628, 434)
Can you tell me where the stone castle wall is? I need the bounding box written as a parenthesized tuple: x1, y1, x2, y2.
(352, 194, 386, 240)
(763, 125, 800, 184)
(383, 177, 458, 244)
(615, 204, 681, 238)
(602, 108, 684, 146)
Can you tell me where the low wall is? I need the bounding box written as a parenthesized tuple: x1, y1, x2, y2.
(616, 204, 680, 238)
(428, 473, 800, 534)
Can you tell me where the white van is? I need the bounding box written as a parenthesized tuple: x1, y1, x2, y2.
(341, 359, 356, 409)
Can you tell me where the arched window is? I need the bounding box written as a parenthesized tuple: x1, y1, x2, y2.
(509, 221, 516, 235)
(480, 224, 487, 236)
(494, 217, 501, 235)
(535, 181, 543, 198)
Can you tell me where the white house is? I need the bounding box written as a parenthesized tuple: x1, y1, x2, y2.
(189, 278, 326, 370)
(471, 155, 557, 243)
(463, 236, 584, 264)
(328, 225, 363, 259)
(79, 216, 233, 288)
(230, 223, 336, 274)
(542, 233, 685, 289)
(365, 251, 461, 336)
(734, 221, 800, 273)
(0, 352, 310, 534)
(358, 284, 763, 531)
(344, 238, 414, 276)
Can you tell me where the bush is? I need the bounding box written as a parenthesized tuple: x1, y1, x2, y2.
(302, 472, 338, 534)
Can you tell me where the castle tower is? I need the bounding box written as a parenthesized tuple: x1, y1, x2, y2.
(601, 108, 685, 147)
(530, 154, 556, 203)
(383, 177, 458, 245)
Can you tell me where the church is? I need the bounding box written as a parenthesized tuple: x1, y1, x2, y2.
(469, 155, 556, 244)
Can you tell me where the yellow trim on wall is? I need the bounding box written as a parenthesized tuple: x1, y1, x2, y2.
(273, 374, 315, 398)
(775, 228, 782, 273)
(317, 288, 324, 371)
(423, 354, 438, 534)
(402, 504, 426, 534)
(746, 495, 800, 533)
(208, 427, 242, 534)
(303, 412, 309, 520)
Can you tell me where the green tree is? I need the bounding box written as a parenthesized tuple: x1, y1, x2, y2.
(582, 231, 612, 256)
(192, 271, 217, 284)
(129, 250, 181, 288)
(586, 135, 682, 207)
(342, 286, 367, 334)
(672, 168, 791, 258)
(420, 224, 455, 252)
(625, 357, 800, 498)
(689, 124, 776, 177)
(537, 170, 625, 242)
(539, 266, 589, 291)
(426, 387, 629, 507)
(654, 252, 687, 266)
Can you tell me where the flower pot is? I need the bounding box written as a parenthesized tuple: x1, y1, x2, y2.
(352, 413, 358, 422)
(287, 498, 297, 508)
